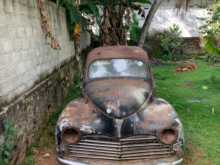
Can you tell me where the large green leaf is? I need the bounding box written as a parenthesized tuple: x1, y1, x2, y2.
(204, 37, 220, 56)
(80, 3, 101, 24)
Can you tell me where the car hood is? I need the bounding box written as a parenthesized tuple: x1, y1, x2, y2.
(85, 79, 152, 119)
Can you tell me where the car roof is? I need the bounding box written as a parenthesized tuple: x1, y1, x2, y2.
(86, 46, 149, 67)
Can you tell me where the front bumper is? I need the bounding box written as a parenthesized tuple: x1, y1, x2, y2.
(57, 157, 183, 165)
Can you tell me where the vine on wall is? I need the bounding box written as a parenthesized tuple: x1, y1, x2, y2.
(37, 0, 61, 49)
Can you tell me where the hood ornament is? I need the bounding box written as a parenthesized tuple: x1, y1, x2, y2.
(106, 108, 112, 114)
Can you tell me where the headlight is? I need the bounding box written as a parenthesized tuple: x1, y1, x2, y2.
(159, 129, 178, 145)
(62, 128, 80, 144)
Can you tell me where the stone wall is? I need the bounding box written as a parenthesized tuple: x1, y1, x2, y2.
(0, 0, 90, 164)
(0, 59, 78, 164)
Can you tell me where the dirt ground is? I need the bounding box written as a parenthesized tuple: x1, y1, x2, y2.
(34, 148, 58, 165)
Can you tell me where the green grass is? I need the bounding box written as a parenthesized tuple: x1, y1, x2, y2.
(153, 61, 220, 165)
(24, 61, 220, 165)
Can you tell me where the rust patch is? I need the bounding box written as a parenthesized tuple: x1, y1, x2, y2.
(58, 99, 98, 129)
(136, 98, 177, 131)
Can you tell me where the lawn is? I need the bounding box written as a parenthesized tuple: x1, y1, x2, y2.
(153, 61, 220, 165)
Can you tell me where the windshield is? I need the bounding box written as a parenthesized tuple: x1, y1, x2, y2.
(89, 59, 147, 79)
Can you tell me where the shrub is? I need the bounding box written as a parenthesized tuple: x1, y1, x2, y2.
(0, 121, 16, 165)
(201, 2, 220, 63)
(129, 14, 141, 45)
(157, 24, 184, 61)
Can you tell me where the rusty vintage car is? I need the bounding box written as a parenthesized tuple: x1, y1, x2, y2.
(56, 46, 184, 165)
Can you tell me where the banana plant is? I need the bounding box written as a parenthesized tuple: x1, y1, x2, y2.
(56, 0, 151, 45)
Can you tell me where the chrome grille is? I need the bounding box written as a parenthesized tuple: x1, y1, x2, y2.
(64, 135, 175, 160)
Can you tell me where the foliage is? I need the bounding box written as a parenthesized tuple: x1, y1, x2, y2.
(55, 0, 193, 46)
(23, 148, 34, 165)
(0, 121, 17, 165)
(56, 0, 98, 35)
(201, 1, 220, 63)
(129, 14, 141, 44)
(157, 24, 184, 61)
(153, 60, 220, 165)
(56, 0, 151, 43)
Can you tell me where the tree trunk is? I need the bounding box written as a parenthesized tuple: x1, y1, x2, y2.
(138, 0, 162, 48)
(101, 1, 127, 46)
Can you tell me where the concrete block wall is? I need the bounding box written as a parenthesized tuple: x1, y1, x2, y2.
(0, 0, 75, 105)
